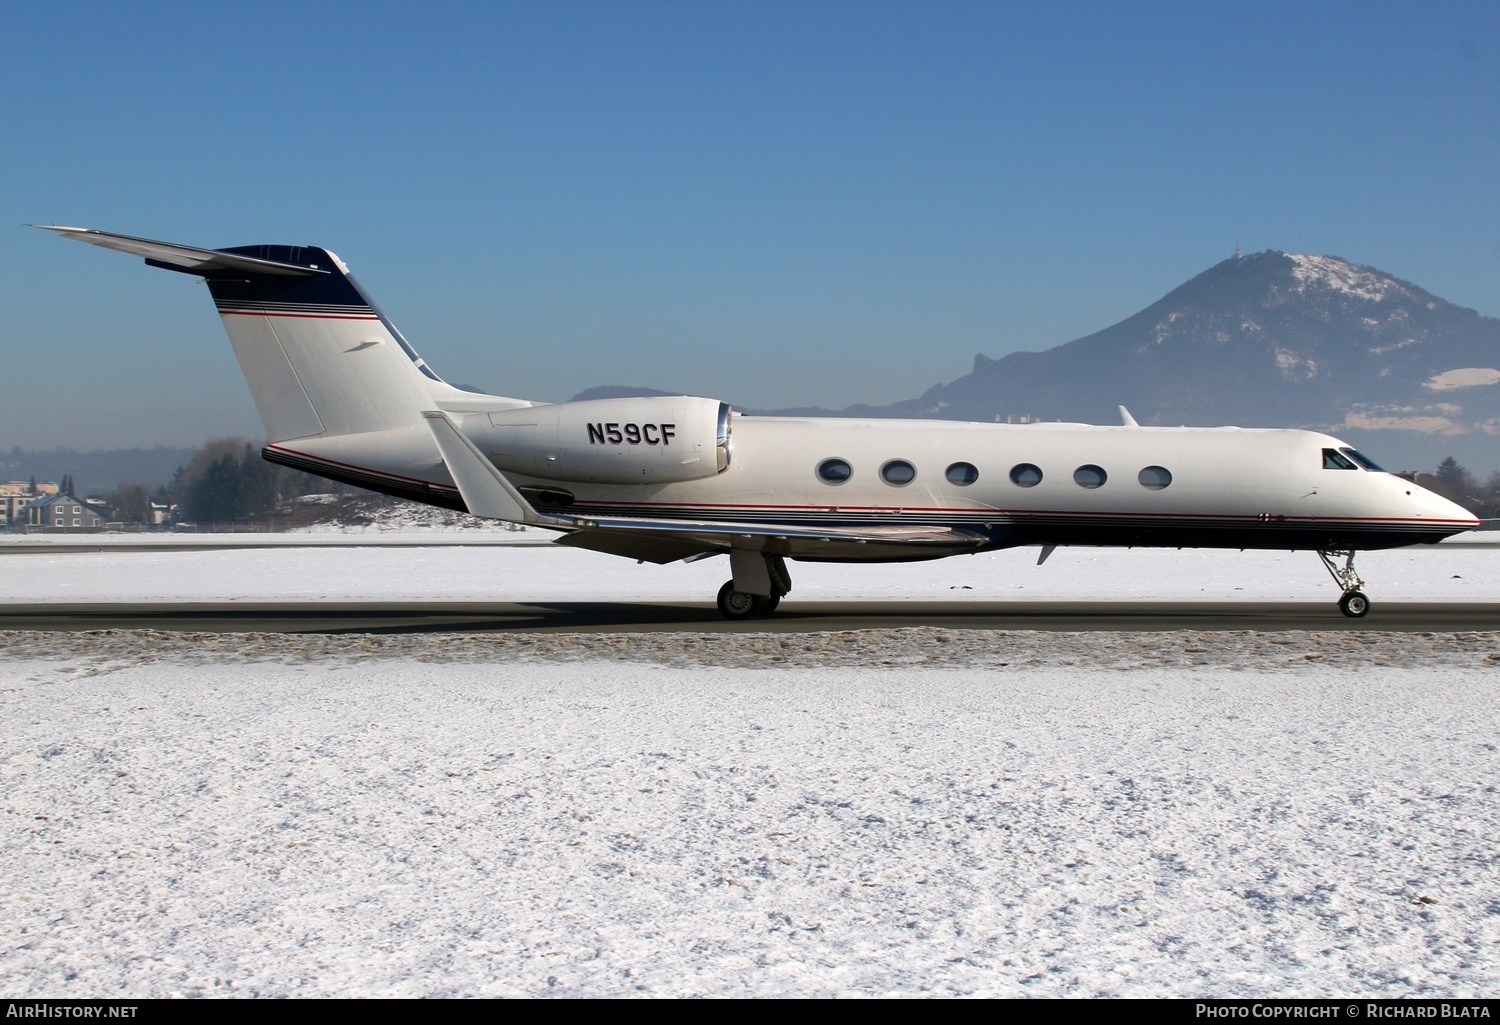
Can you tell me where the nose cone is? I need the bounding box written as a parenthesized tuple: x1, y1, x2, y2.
(1412, 483, 1480, 535)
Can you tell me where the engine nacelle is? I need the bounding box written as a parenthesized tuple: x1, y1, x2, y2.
(469, 395, 732, 484)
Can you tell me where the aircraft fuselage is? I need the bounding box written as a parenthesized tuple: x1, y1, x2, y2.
(266, 413, 1471, 559)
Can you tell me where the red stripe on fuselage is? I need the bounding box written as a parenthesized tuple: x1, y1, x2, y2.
(559, 498, 1475, 527)
(266, 444, 458, 491)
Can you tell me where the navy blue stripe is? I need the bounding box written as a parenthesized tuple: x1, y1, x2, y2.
(205, 247, 443, 381)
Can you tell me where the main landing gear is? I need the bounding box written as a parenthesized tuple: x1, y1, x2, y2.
(1318, 548, 1370, 619)
(716, 552, 791, 620)
(716, 581, 781, 619)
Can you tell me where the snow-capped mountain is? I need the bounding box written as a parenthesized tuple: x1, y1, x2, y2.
(764, 251, 1500, 472)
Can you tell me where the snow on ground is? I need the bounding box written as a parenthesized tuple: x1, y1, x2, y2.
(286, 496, 527, 534)
(1, 534, 1498, 604)
(1, 540, 1498, 997)
(1, 639, 1497, 998)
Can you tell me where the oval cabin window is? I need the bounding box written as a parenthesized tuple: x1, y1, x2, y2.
(1009, 463, 1043, 487)
(817, 458, 853, 484)
(880, 460, 917, 486)
(1137, 466, 1172, 490)
(945, 462, 979, 486)
(1073, 464, 1107, 489)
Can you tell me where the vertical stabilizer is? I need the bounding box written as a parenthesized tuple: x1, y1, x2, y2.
(36, 227, 529, 444)
(204, 244, 452, 441)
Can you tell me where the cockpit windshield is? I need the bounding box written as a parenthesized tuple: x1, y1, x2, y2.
(1340, 447, 1385, 471)
(1323, 447, 1386, 471)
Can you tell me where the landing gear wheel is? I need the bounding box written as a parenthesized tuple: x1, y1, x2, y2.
(717, 580, 765, 620)
(1338, 591, 1370, 618)
(761, 594, 781, 614)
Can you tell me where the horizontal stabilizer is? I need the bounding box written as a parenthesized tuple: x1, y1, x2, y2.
(34, 225, 328, 277)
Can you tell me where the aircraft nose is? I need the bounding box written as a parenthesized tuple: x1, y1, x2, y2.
(1415, 485, 1479, 529)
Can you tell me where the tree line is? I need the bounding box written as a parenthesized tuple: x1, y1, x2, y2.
(168, 439, 328, 525)
(1412, 457, 1500, 522)
(94, 439, 330, 526)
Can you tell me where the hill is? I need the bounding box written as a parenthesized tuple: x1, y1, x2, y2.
(743, 251, 1500, 473)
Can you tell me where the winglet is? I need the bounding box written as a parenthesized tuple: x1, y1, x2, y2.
(422, 411, 571, 528)
(1119, 405, 1139, 427)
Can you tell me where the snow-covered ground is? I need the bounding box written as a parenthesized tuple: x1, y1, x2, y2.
(1, 533, 1497, 604)
(1, 539, 1497, 997)
(2, 641, 1497, 998)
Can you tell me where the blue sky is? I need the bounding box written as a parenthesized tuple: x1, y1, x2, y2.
(4, 1, 1497, 449)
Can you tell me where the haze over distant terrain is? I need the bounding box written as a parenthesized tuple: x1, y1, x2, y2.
(0, 446, 194, 495)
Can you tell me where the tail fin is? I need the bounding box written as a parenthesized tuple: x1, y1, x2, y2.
(36, 226, 524, 442)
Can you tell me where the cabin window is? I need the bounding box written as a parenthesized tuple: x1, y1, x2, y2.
(1340, 447, 1385, 471)
(945, 462, 979, 486)
(1009, 463, 1043, 487)
(880, 459, 917, 486)
(1322, 448, 1358, 470)
(817, 458, 852, 485)
(1138, 465, 1172, 490)
(1073, 464, 1107, 489)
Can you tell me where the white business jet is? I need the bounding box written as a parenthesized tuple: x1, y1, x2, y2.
(39, 227, 1478, 618)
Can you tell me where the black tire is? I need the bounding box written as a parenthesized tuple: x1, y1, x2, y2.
(761, 594, 781, 615)
(717, 580, 765, 620)
(1338, 591, 1370, 618)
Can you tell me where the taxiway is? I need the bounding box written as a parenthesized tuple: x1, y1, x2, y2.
(2, 599, 1496, 633)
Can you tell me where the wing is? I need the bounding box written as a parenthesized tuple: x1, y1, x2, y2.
(423, 411, 989, 563)
(554, 515, 989, 562)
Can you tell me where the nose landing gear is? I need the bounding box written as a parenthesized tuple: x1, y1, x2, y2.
(1337, 590, 1370, 618)
(1318, 549, 1370, 618)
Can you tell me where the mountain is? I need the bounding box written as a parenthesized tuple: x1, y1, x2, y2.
(754, 251, 1500, 473)
(569, 385, 683, 402)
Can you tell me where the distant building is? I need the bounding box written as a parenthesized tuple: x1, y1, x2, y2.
(22, 493, 107, 532)
(0, 481, 59, 497)
(1, 481, 58, 530)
